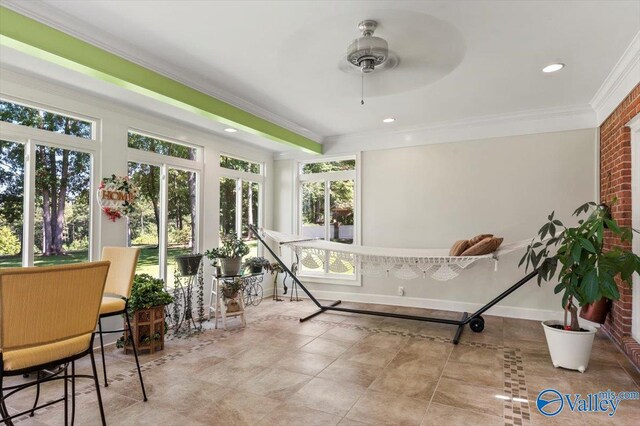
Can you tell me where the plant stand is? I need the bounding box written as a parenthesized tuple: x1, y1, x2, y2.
(208, 276, 246, 329)
(124, 306, 165, 354)
(168, 260, 205, 336)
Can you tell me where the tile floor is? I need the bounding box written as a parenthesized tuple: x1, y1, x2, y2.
(4, 299, 640, 425)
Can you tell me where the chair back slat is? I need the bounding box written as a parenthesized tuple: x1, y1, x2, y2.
(0, 261, 110, 351)
(101, 247, 140, 298)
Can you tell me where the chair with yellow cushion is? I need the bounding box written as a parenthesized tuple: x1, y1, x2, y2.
(0, 261, 110, 426)
(96, 247, 147, 401)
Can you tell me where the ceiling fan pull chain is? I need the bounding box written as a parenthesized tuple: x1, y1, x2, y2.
(361, 72, 365, 105)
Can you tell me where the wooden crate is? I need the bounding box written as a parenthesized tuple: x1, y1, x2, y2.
(123, 306, 165, 354)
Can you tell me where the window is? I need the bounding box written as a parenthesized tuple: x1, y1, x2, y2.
(220, 155, 261, 174)
(127, 131, 201, 286)
(219, 155, 263, 259)
(298, 158, 357, 280)
(1, 100, 92, 139)
(0, 140, 24, 266)
(128, 131, 196, 160)
(0, 99, 98, 267)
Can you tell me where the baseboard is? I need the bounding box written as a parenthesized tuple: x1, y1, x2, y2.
(299, 289, 567, 322)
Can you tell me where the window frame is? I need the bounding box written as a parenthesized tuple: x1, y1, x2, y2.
(126, 130, 203, 285)
(0, 102, 101, 267)
(219, 153, 265, 256)
(295, 154, 361, 286)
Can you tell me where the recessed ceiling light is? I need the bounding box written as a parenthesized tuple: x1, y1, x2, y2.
(542, 63, 564, 73)
(224, 128, 238, 133)
(383, 117, 396, 123)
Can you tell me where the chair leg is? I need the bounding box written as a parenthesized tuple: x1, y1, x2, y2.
(70, 361, 76, 426)
(64, 365, 68, 426)
(89, 349, 106, 426)
(30, 371, 41, 416)
(0, 372, 15, 426)
(125, 310, 148, 402)
(97, 319, 108, 387)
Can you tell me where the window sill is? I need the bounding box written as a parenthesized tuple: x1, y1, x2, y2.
(297, 273, 361, 287)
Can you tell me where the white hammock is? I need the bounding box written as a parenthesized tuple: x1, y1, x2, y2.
(262, 229, 531, 282)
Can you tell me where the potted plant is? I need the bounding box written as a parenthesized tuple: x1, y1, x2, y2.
(520, 201, 640, 372)
(117, 274, 174, 354)
(243, 256, 270, 273)
(175, 253, 204, 276)
(205, 235, 249, 276)
(221, 279, 244, 313)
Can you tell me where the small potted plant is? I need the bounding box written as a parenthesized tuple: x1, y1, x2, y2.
(205, 235, 249, 276)
(243, 256, 270, 273)
(221, 279, 244, 313)
(175, 252, 204, 276)
(117, 274, 174, 354)
(520, 201, 640, 372)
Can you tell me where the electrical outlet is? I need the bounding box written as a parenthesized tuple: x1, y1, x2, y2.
(398, 286, 404, 296)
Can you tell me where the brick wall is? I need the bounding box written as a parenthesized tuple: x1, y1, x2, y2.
(599, 83, 640, 368)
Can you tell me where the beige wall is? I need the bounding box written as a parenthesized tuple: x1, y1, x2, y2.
(274, 128, 597, 320)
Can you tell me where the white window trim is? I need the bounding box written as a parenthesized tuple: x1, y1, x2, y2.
(627, 113, 640, 343)
(294, 153, 362, 286)
(0, 116, 101, 266)
(126, 130, 204, 284)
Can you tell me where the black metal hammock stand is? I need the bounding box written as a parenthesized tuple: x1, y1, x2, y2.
(249, 225, 539, 344)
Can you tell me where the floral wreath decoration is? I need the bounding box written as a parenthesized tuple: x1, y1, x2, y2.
(97, 175, 139, 222)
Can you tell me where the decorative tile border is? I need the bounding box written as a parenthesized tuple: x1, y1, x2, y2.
(11, 313, 530, 426)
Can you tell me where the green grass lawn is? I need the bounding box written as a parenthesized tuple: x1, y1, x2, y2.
(0, 246, 192, 276)
(0, 241, 259, 283)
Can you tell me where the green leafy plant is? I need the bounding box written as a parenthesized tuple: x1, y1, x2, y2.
(243, 256, 271, 271)
(520, 201, 640, 331)
(204, 235, 250, 260)
(127, 273, 174, 314)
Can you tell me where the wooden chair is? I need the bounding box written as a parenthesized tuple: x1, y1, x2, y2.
(0, 261, 111, 426)
(96, 247, 147, 401)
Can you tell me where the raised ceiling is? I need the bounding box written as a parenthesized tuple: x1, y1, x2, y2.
(2, 0, 639, 153)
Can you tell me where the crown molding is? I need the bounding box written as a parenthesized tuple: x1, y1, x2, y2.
(590, 31, 640, 126)
(0, 0, 323, 144)
(308, 104, 596, 156)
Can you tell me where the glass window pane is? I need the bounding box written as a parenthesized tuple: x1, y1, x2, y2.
(128, 132, 196, 160)
(301, 160, 355, 174)
(34, 145, 90, 266)
(127, 162, 160, 278)
(0, 100, 92, 139)
(0, 140, 24, 267)
(167, 168, 197, 282)
(241, 181, 259, 259)
(220, 155, 261, 174)
(220, 177, 237, 238)
(301, 182, 325, 239)
(329, 180, 354, 244)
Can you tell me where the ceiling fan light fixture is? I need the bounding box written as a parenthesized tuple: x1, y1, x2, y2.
(346, 20, 390, 74)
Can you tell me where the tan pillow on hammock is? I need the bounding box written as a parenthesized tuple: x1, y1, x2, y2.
(469, 234, 493, 246)
(461, 237, 503, 256)
(449, 240, 470, 256)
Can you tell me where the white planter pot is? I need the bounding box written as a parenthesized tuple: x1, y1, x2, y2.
(541, 320, 597, 373)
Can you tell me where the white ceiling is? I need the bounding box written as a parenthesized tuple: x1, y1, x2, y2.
(2, 0, 639, 153)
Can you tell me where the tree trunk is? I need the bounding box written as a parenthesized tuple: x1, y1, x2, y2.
(149, 166, 160, 248)
(40, 146, 53, 256)
(53, 149, 69, 255)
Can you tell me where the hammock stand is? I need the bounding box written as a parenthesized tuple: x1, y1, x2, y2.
(249, 225, 539, 344)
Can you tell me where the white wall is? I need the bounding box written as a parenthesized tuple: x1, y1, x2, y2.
(0, 68, 275, 340)
(274, 128, 597, 320)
